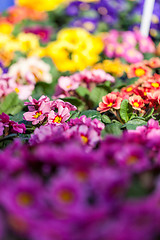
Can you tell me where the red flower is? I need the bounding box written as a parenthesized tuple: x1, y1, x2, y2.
(97, 93, 122, 113)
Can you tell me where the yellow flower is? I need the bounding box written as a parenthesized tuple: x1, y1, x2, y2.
(93, 59, 129, 77)
(0, 34, 11, 48)
(28, 47, 47, 58)
(0, 22, 13, 35)
(16, 0, 98, 11)
(17, 33, 40, 53)
(45, 28, 103, 72)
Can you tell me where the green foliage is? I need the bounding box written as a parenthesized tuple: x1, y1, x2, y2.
(120, 99, 133, 123)
(122, 118, 147, 130)
(105, 120, 123, 136)
(0, 92, 23, 115)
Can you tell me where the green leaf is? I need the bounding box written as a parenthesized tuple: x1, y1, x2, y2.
(101, 114, 111, 124)
(10, 111, 25, 122)
(76, 86, 90, 98)
(122, 119, 147, 130)
(143, 108, 154, 120)
(105, 121, 123, 136)
(89, 86, 108, 107)
(0, 92, 23, 115)
(120, 99, 133, 123)
(69, 111, 80, 120)
(79, 110, 101, 120)
(126, 77, 139, 85)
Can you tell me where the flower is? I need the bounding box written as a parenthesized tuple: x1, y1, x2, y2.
(48, 106, 70, 124)
(129, 95, 144, 110)
(23, 101, 50, 125)
(46, 28, 104, 72)
(127, 63, 152, 78)
(97, 92, 122, 112)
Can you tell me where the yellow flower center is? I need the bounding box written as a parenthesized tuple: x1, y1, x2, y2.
(81, 135, 88, 144)
(151, 82, 159, 88)
(126, 87, 133, 92)
(15, 87, 20, 93)
(66, 84, 72, 89)
(107, 102, 113, 107)
(133, 102, 140, 108)
(58, 190, 74, 203)
(17, 193, 33, 206)
(53, 116, 62, 123)
(134, 68, 146, 77)
(33, 111, 42, 119)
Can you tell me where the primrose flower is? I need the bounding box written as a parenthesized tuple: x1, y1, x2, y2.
(9, 57, 52, 85)
(129, 95, 145, 110)
(23, 101, 50, 125)
(58, 76, 80, 92)
(127, 63, 152, 79)
(48, 106, 70, 124)
(97, 93, 122, 113)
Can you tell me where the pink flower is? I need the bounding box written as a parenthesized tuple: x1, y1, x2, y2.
(124, 48, 144, 64)
(24, 95, 51, 111)
(52, 99, 77, 111)
(48, 105, 70, 124)
(129, 95, 145, 110)
(23, 101, 50, 125)
(58, 76, 80, 92)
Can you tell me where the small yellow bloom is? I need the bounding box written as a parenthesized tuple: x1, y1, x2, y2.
(0, 22, 13, 35)
(17, 33, 40, 53)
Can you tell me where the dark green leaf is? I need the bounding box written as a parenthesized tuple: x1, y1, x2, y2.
(120, 99, 133, 123)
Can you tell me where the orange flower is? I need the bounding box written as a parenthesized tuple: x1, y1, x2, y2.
(97, 93, 122, 113)
(129, 95, 144, 110)
(7, 6, 47, 24)
(144, 57, 160, 69)
(127, 63, 152, 79)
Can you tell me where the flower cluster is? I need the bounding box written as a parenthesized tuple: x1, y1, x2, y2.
(98, 72, 160, 114)
(0, 119, 160, 239)
(23, 95, 77, 125)
(54, 69, 115, 98)
(103, 30, 155, 63)
(93, 58, 129, 77)
(46, 28, 104, 72)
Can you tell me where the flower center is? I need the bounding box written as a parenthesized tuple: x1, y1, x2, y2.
(134, 68, 146, 77)
(151, 82, 159, 88)
(133, 102, 140, 108)
(126, 87, 133, 92)
(33, 111, 42, 119)
(81, 134, 88, 144)
(58, 190, 74, 203)
(53, 115, 62, 123)
(107, 102, 113, 107)
(127, 156, 138, 165)
(15, 87, 20, 93)
(17, 193, 33, 206)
